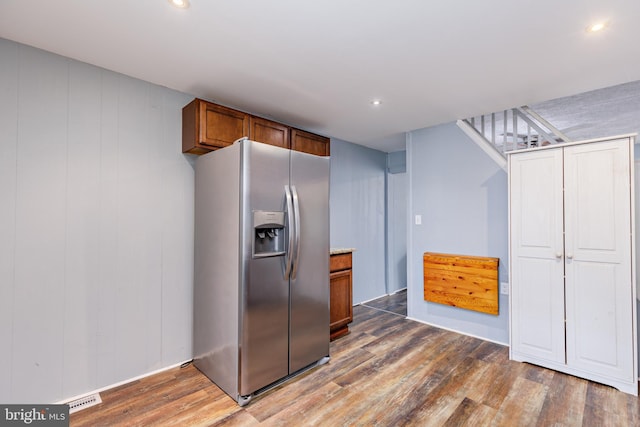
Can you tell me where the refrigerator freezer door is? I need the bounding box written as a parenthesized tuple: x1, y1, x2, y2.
(239, 141, 291, 395)
(289, 151, 330, 373)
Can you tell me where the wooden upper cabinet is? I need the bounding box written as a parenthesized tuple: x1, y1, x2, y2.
(182, 98, 249, 154)
(291, 128, 330, 156)
(250, 116, 290, 149)
(182, 98, 329, 156)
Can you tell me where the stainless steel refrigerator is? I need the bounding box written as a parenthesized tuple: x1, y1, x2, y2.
(193, 138, 330, 406)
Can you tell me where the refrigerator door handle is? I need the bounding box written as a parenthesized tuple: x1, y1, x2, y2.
(291, 185, 301, 280)
(284, 185, 294, 279)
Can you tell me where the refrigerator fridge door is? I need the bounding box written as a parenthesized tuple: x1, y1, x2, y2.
(239, 141, 291, 396)
(289, 150, 330, 373)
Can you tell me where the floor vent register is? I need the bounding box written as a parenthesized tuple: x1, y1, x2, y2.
(68, 392, 102, 414)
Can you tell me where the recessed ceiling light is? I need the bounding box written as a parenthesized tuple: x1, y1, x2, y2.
(371, 99, 382, 106)
(169, 0, 190, 9)
(586, 21, 607, 33)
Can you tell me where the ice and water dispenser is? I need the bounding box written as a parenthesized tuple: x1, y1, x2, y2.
(253, 210, 286, 257)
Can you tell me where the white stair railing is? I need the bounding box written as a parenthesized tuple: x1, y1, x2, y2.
(456, 118, 507, 171)
(458, 106, 572, 165)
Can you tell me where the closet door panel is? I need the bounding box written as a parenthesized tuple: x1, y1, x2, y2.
(509, 149, 565, 363)
(510, 150, 564, 259)
(564, 138, 634, 382)
(564, 139, 631, 264)
(566, 262, 633, 380)
(511, 257, 565, 362)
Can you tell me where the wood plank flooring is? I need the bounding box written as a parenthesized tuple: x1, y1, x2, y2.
(361, 289, 407, 316)
(71, 293, 639, 426)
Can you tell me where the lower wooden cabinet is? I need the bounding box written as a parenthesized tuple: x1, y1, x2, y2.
(330, 252, 353, 340)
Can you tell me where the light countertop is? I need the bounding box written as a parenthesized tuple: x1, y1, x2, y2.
(330, 248, 356, 255)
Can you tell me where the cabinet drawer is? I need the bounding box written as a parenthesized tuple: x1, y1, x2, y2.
(330, 253, 352, 272)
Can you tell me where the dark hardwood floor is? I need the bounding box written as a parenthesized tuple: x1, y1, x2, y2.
(71, 293, 639, 426)
(361, 289, 407, 316)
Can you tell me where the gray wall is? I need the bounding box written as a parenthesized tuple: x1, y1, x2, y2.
(407, 123, 509, 344)
(0, 39, 195, 403)
(386, 151, 407, 293)
(330, 139, 387, 303)
(0, 38, 392, 403)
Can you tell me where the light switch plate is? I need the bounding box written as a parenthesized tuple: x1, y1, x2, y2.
(415, 215, 422, 225)
(500, 282, 509, 295)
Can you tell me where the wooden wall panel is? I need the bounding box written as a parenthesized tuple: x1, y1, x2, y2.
(95, 70, 120, 389)
(0, 38, 19, 401)
(115, 75, 161, 381)
(159, 89, 195, 365)
(0, 40, 195, 404)
(62, 61, 102, 398)
(145, 84, 166, 372)
(13, 46, 69, 402)
(423, 252, 499, 315)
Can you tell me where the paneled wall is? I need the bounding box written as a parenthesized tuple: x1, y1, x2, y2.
(330, 139, 387, 304)
(387, 172, 407, 293)
(386, 150, 407, 294)
(0, 39, 195, 403)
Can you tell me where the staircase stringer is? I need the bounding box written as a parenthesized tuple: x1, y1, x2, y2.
(456, 119, 507, 172)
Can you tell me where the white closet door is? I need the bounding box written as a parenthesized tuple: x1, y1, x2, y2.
(509, 148, 565, 364)
(564, 138, 634, 382)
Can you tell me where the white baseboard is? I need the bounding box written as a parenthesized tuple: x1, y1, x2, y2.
(405, 316, 509, 347)
(56, 359, 192, 405)
(357, 287, 408, 305)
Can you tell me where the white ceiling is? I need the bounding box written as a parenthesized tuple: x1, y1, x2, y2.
(2, 0, 640, 152)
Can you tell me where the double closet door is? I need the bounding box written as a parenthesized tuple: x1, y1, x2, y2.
(509, 136, 637, 395)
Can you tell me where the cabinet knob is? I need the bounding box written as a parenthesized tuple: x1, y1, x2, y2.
(566, 253, 574, 259)
(555, 252, 563, 259)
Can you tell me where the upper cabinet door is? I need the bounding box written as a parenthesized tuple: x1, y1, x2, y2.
(509, 148, 566, 364)
(200, 102, 249, 148)
(563, 138, 634, 382)
(250, 116, 290, 149)
(291, 129, 330, 156)
(182, 99, 249, 154)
